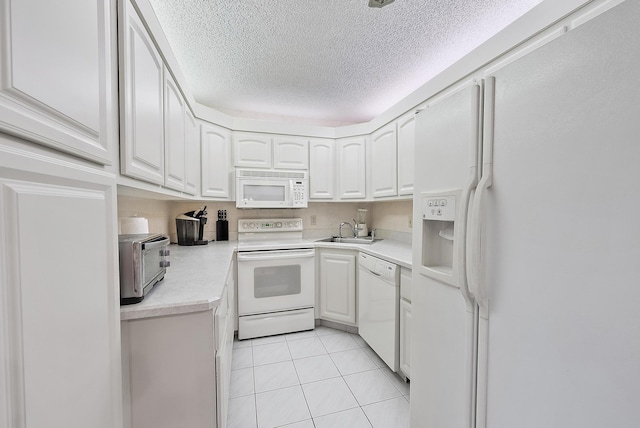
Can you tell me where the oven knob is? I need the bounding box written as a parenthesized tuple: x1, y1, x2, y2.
(287, 221, 292, 227)
(249, 222, 255, 228)
(276, 222, 282, 228)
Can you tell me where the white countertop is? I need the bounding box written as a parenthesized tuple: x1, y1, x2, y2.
(120, 238, 412, 321)
(120, 241, 236, 321)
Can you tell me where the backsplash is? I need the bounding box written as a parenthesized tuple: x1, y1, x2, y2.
(368, 199, 413, 243)
(117, 196, 413, 244)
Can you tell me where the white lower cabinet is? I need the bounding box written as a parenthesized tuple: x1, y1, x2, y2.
(122, 311, 217, 428)
(122, 265, 235, 428)
(400, 267, 412, 379)
(215, 264, 235, 428)
(318, 250, 357, 325)
(0, 136, 122, 428)
(400, 299, 412, 379)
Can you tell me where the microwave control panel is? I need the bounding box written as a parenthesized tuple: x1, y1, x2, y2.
(292, 181, 306, 207)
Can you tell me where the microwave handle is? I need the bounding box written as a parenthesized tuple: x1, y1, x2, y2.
(290, 180, 295, 206)
(142, 236, 170, 251)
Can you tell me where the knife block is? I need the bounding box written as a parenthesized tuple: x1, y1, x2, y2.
(216, 220, 228, 241)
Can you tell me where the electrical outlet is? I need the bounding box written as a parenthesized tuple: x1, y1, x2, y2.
(310, 215, 317, 225)
(408, 215, 413, 228)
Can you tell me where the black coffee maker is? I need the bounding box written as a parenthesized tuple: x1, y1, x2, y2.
(176, 206, 208, 246)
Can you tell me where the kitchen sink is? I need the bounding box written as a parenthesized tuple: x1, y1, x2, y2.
(316, 236, 382, 245)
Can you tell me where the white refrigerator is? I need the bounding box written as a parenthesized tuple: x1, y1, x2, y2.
(410, 1, 640, 427)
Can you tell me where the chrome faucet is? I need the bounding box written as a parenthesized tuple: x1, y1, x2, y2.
(339, 221, 356, 238)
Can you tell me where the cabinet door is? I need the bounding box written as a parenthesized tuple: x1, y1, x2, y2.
(337, 137, 366, 199)
(184, 109, 199, 195)
(215, 280, 234, 428)
(233, 132, 272, 168)
(164, 72, 186, 191)
(0, 0, 115, 164)
(400, 299, 412, 379)
(397, 111, 416, 195)
(309, 139, 335, 199)
(273, 136, 308, 170)
(0, 167, 121, 427)
(201, 123, 231, 199)
(120, 0, 165, 184)
(319, 251, 357, 325)
(371, 123, 398, 198)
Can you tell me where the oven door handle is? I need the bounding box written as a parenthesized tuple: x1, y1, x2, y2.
(237, 249, 315, 261)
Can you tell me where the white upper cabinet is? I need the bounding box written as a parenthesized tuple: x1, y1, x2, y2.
(0, 0, 115, 164)
(184, 108, 199, 195)
(397, 110, 416, 195)
(309, 139, 335, 199)
(233, 133, 272, 168)
(164, 71, 186, 191)
(202, 123, 232, 199)
(273, 136, 309, 170)
(337, 136, 366, 199)
(233, 132, 308, 170)
(119, 0, 165, 184)
(371, 123, 398, 198)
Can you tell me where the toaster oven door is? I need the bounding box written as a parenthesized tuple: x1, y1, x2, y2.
(141, 236, 170, 293)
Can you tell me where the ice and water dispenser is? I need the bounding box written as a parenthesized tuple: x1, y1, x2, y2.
(421, 193, 458, 277)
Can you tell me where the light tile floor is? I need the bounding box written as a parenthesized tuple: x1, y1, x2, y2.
(228, 326, 410, 428)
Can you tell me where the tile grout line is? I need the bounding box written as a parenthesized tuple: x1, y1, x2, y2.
(252, 344, 258, 428)
(231, 328, 410, 427)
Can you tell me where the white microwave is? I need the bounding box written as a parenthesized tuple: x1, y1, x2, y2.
(236, 169, 308, 208)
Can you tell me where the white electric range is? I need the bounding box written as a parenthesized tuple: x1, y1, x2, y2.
(236, 218, 315, 340)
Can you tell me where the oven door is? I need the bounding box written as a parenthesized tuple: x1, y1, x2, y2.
(237, 248, 315, 315)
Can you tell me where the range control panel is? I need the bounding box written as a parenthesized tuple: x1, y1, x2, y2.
(238, 218, 303, 232)
(423, 196, 456, 221)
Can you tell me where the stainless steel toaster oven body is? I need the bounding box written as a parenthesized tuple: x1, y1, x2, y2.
(118, 233, 170, 305)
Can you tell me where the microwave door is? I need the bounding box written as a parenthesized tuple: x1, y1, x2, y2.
(239, 180, 291, 208)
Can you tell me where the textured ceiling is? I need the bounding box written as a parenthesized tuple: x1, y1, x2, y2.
(148, 0, 542, 126)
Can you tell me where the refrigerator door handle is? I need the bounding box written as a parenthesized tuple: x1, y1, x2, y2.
(467, 77, 495, 320)
(467, 171, 491, 319)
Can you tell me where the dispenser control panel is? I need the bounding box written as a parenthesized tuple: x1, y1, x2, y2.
(423, 196, 456, 221)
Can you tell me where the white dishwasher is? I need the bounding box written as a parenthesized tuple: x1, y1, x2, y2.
(358, 252, 400, 371)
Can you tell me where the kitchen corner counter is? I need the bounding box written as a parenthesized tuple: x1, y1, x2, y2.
(314, 238, 412, 268)
(120, 241, 237, 321)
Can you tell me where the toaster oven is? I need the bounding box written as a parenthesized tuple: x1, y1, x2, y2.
(118, 233, 170, 305)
